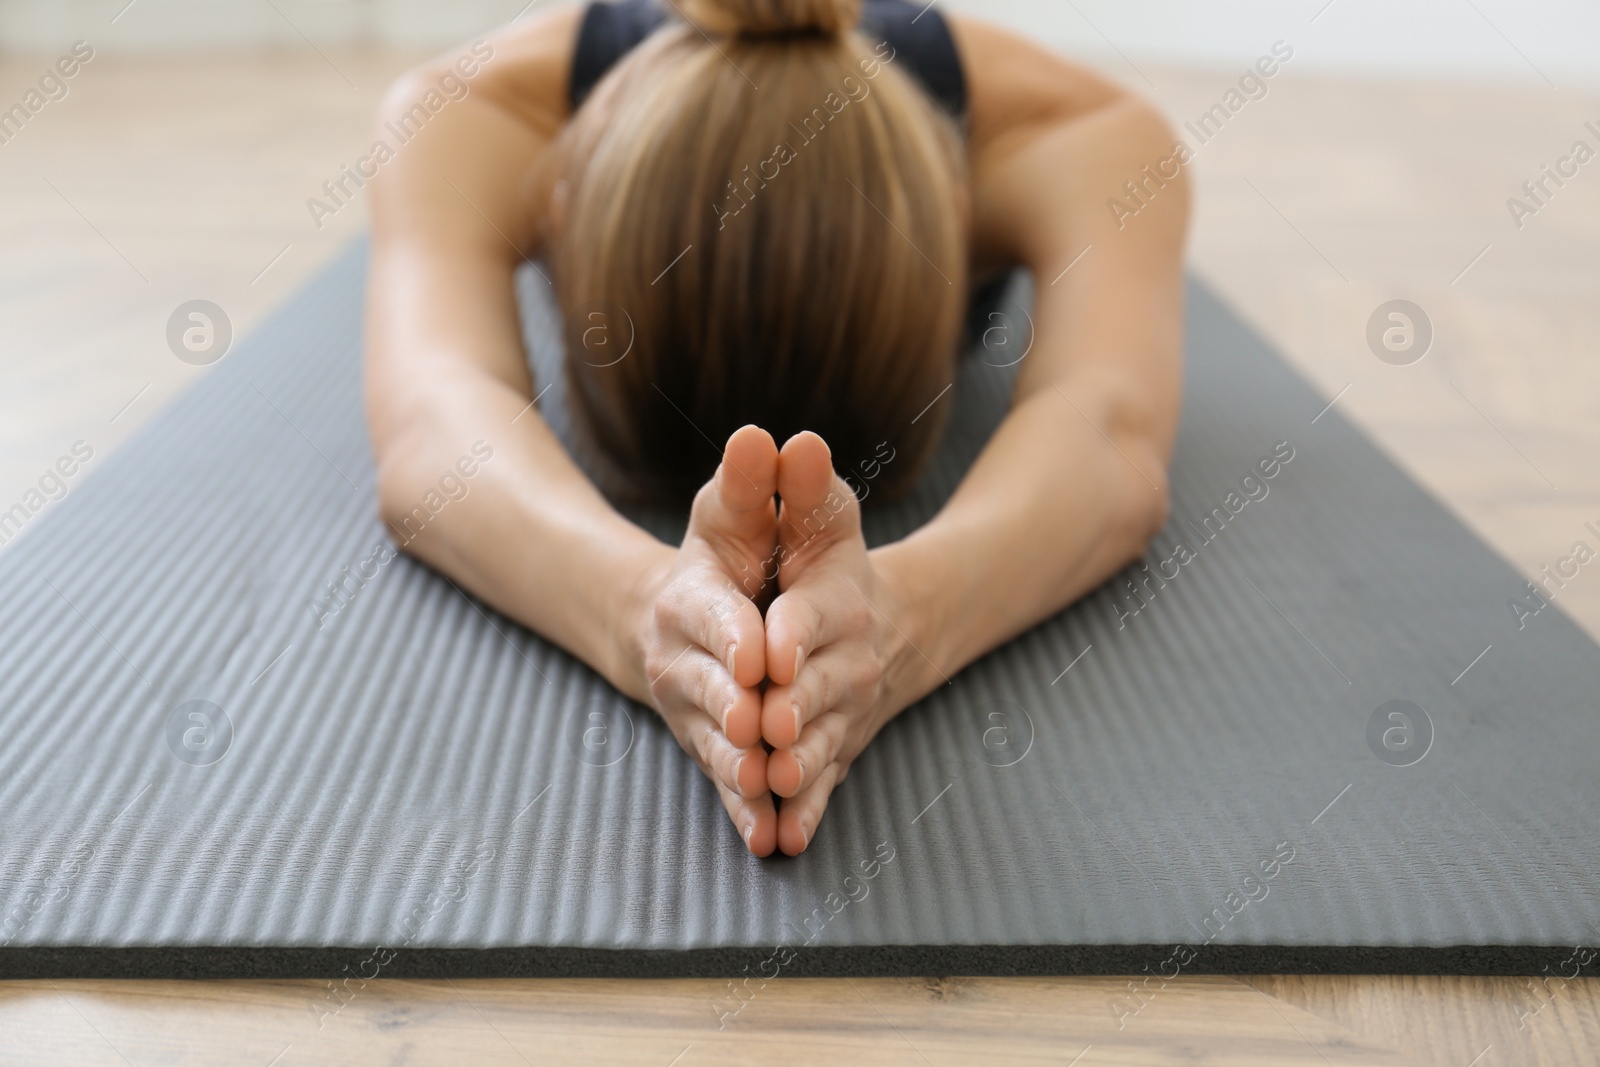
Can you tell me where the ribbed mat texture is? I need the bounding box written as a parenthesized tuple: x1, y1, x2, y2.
(1, 241, 1596, 978)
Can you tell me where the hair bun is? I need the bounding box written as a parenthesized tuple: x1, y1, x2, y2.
(677, 0, 862, 38)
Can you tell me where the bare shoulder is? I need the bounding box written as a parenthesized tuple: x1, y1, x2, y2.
(945, 14, 1170, 161)
(381, 3, 587, 137)
(943, 15, 1188, 278)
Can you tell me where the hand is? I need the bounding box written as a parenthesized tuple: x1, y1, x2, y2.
(760, 432, 925, 856)
(620, 426, 783, 856)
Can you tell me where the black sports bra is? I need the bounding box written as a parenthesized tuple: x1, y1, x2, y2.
(568, 0, 968, 121)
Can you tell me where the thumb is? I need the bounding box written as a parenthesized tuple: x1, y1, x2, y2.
(776, 432, 862, 575)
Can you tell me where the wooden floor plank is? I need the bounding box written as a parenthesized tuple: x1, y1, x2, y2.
(0, 977, 1424, 1066)
(1256, 974, 1600, 1067)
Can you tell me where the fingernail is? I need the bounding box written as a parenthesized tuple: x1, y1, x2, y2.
(801, 824, 811, 849)
(727, 642, 739, 679)
(794, 645, 806, 680)
(791, 702, 802, 741)
(743, 824, 754, 848)
(793, 755, 806, 784)
(733, 754, 746, 790)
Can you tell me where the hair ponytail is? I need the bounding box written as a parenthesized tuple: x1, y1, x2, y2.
(677, 0, 861, 37)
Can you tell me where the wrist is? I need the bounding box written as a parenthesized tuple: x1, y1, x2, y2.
(599, 536, 675, 705)
(870, 538, 958, 707)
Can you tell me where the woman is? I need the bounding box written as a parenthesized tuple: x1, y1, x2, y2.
(365, 0, 1187, 857)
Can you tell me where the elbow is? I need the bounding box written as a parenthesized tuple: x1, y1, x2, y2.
(372, 448, 422, 554)
(1142, 468, 1172, 546)
(374, 465, 408, 548)
(1121, 456, 1172, 564)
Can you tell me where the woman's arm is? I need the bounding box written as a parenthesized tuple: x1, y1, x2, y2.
(754, 20, 1189, 853)
(366, 8, 654, 690)
(365, 9, 781, 849)
(878, 17, 1187, 685)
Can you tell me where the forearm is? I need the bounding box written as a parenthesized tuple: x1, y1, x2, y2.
(365, 243, 669, 704)
(871, 243, 1183, 701)
(872, 380, 1168, 698)
(871, 43, 1189, 702)
(373, 369, 669, 703)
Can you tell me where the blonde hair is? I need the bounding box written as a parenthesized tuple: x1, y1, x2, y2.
(547, 0, 968, 500)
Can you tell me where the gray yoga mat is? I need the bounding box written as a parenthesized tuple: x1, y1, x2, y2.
(1, 240, 1597, 980)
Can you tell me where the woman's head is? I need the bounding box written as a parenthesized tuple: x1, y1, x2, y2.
(547, 0, 968, 501)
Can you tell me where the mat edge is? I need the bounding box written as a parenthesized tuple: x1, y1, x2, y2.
(0, 945, 1576, 980)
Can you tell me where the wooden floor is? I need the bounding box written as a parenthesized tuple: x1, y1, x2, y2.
(5, 973, 1600, 1065)
(1, 45, 1598, 1067)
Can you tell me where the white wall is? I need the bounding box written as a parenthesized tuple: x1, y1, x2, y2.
(2, 0, 1597, 87)
(0, 0, 522, 51)
(942, 0, 1600, 87)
